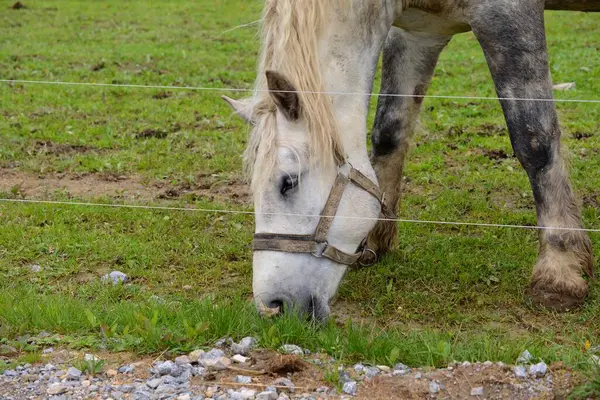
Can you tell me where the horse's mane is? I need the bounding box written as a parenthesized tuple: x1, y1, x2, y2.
(244, 0, 346, 192)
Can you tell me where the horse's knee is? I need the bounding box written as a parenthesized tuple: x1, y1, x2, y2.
(372, 114, 406, 158)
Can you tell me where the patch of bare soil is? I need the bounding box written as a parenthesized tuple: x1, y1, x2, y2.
(481, 149, 510, 161)
(134, 128, 169, 139)
(11, 1, 26, 10)
(365, 362, 579, 399)
(572, 131, 593, 140)
(582, 193, 600, 208)
(0, 169, 250, 205)
(33, 140, 95, 156)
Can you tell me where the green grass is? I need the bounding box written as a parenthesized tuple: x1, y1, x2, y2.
(0, 0, 599, 379)
(0, 285, 593, 370)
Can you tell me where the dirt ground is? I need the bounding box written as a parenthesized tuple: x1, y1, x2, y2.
(0, 169, 250, 205)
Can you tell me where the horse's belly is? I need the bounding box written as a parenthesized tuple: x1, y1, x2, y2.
(393, 8, 471, 35)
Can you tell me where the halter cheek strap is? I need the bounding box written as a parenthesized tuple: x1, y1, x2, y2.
(252, 164, 392, 267)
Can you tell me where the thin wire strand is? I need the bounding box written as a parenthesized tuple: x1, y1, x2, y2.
(1, 198, 599, 233)
(2, 79, 600, 104)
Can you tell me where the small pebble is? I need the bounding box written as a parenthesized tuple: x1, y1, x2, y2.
(231, 337, 257, 356)
(234, 375, 252, 384)
(66, 366, 82, 380)
(342, 380, 357, 396)
(514, 365, 528, 378)
(471, 386, 484, 396)
(30, 264, 42, 272)
(516, 350, 533, 364)
(364, 366, 380, 378)
(273, 377, 295, 392)
(202, 356, 231, 370)
(175, 355, 191, 365)
(239, 388, 257, 399)
(529, 361, 548, 377)
(146, 378, 163, 389)
(43, 347, 54, 354)
(118, 365, 134, 374)
(429, 380, 442, 394)
(84, 354, 99, 362)
(279, 344, 304, 355)
(102, 270, 128, 284)
(215, 337, 233, 348)
(232, 354, 249, 363)
(157, 360, 180, 376)
(188, 349, 204, 362)
(47, 383, 68, 395)
(256, 391, 279, 400)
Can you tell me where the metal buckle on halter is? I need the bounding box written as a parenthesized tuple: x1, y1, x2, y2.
(358, 247, 378, 267)
(312, 241, 328, 258)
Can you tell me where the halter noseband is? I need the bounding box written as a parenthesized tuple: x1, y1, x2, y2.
(252, 163, 392, 267)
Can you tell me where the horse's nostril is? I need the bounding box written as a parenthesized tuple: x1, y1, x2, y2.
(269, 299, 284, 313)
(257, 297, 284, 317)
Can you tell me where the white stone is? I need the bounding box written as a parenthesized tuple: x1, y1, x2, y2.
(47, 383, 67, 395)
(240, 388, 257, 399)
(202, 356, 231, 370)
(231, 337, 257, 356)
(470, 386, 484, 396)
(256, 391, 278, 400)
(30, 264, 42, 272)
(429, 381, 441, 393)
(101, 270, 128, 284)
(188, 349, 204, 362)
(529, 362, 548, 377)
(175, 355, 191, 365)
(66, 367, 82, 380)
(342, 380, 357, 395)
(234, 375, 252, 384)
(84, 354, 99, 362)
(232, 354, 249, 363)
(516, 350, 533, 364)
(514, 365, 527, 378)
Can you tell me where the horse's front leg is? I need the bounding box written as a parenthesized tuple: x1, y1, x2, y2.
(471, 3, 594, 310)
(366, 28, 450, 260)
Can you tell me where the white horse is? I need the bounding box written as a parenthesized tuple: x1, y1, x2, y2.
(224, 0, 597, 321)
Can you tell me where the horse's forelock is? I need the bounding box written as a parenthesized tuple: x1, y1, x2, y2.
(244, 0, 348, 193)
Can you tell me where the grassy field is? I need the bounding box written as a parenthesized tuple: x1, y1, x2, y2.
(0, 0, 599, 383)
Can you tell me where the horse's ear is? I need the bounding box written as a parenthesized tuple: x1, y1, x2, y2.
(222, 95, 254, 124)
(266, 70, 300, 121)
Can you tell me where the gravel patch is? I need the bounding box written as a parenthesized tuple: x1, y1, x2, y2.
(0, 344, 587, 399)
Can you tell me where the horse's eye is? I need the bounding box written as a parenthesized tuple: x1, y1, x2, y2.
(280, 175, 299, 196)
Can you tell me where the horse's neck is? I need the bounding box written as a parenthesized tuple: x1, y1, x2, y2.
(319, 4, 394, 159)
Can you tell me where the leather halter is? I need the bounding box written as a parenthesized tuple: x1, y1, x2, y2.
(252, 163, 392, 267)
